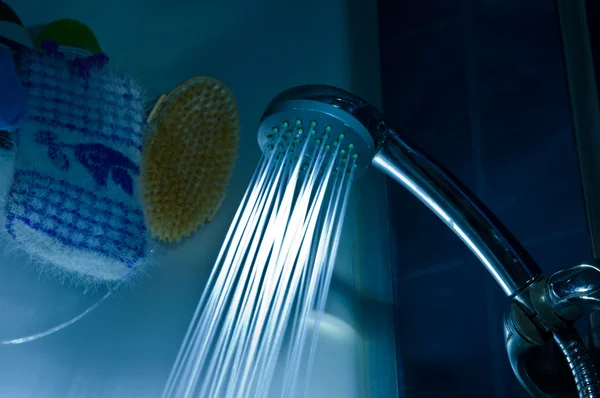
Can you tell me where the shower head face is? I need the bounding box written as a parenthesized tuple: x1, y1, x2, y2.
(257, 85, 384, 179)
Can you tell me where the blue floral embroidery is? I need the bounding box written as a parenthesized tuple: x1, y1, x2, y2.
(111, 167, 134, 196)
(74, 143, 139, 195)
(34, 131, 140, 195)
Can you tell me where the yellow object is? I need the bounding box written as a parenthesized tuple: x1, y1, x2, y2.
(34, 19, 102, 54)
(142, 77, 240, 243)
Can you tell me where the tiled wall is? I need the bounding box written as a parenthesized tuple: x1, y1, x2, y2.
(378, 1, 591, 397)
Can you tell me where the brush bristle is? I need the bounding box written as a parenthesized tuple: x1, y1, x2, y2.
(142, 77, 240, 243)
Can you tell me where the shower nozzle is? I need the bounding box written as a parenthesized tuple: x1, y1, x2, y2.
(257, 85, 384, 179)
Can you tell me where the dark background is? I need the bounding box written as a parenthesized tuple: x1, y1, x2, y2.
(379, 1, 592, 396)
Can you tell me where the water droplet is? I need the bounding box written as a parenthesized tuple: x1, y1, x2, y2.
(310, 120, 317, 127)
(297, 128, 304, 135)
(348, 143, 354, 149)
(272, 127, 279, 134)
(340, 149, 346, 155)
(352, 154, 358, 160)
(338, 133, 345, 140)
(295, 118, 302, 126)
(325, 125, 332, 133)
(282, 121, 289, 128)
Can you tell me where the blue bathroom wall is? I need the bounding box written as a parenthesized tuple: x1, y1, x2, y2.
(378, 1, 591, 397)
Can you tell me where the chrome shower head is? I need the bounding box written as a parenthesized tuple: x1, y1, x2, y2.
(257, 85, 384, 179)
(258, 84, 540, 298)
(257, 84, 600, 397)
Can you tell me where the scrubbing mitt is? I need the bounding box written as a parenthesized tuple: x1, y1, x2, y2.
(142, 77, 240, 243)
(2, 33, 149, 284)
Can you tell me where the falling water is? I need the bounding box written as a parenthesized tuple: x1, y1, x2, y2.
(162, 124, 357, 398)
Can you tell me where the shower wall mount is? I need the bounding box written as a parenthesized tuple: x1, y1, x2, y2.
(259, 84, 600, 398)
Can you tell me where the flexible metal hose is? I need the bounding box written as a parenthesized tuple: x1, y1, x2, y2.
(554, 327, 600, 397)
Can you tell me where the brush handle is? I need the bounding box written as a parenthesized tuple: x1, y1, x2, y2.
(147, 94, 167, 124)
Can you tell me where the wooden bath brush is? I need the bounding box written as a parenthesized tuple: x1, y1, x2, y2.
(142, 77, 240, 243)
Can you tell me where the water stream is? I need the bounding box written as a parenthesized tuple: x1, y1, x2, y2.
(163, 127, 356, 398)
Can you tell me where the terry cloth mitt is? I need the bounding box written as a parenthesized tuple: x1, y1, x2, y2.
(3, 37, 150, 284)
(0, 1, 32, 131)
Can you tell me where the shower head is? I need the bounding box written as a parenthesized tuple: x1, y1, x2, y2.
(258, 84, 541, 298)
(257, 85, 384, 179)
